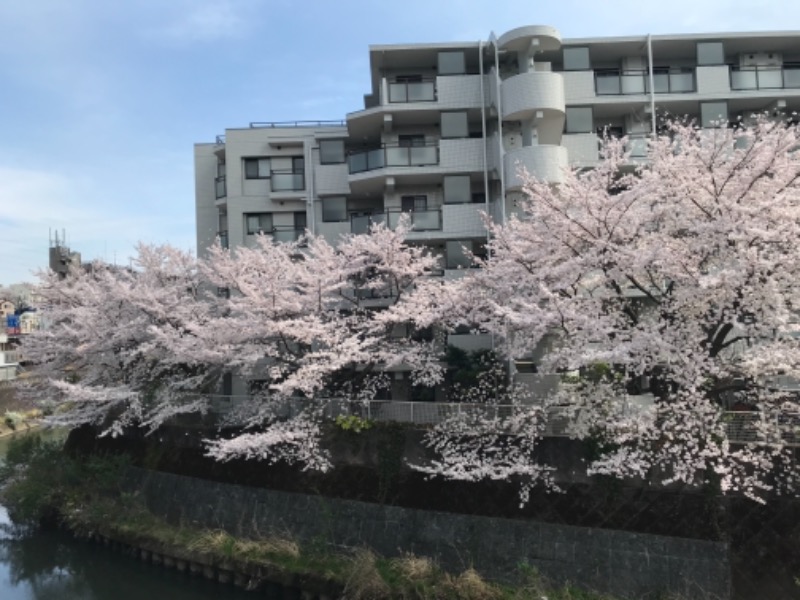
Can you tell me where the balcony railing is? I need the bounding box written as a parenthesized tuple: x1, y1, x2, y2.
(214, 175, 226, 199)
(595, 68, 695, 95)
(730, 64, 800, 90)
(217, 231, 229, 249)
(272, 226, 306, 243)
(270, 170, 305, 192)
(388, 77, 436, 103)
(348, 142, 439, 174)
(350, 209, 442, 235)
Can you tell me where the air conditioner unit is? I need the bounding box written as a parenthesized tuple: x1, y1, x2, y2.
(739, 52, 782, 68)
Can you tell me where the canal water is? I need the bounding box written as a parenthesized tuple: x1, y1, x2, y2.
(0, 431, 257, 600)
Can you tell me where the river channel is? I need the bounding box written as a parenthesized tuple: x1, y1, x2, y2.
(0, 431, 257, 600)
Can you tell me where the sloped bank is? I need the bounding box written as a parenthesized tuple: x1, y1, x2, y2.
(64, 423, 732, 599)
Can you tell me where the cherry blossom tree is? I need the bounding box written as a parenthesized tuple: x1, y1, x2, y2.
(202, 219, 445, 467)
(418, 115, 800, 501)
(20, 244, 226, 435)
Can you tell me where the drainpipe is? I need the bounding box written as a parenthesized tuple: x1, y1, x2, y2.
(647, 34, 656, 138)
(306, 137, 316, 235)
(491, 34, 506, 226)
(479, 39, 490, 247)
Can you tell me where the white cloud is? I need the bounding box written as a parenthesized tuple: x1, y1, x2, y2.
(148, 0, 254, 43)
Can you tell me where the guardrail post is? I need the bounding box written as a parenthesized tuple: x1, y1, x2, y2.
(410, 402, 415, 424)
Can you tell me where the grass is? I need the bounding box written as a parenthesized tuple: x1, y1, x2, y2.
(0, 435, 635, 599)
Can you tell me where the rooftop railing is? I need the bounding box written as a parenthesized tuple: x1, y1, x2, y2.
(249, 120, 346, 128)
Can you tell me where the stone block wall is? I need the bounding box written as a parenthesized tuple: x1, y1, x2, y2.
(126, 468, 730, 599)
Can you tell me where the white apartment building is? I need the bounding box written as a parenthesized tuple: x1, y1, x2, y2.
(196, 24, 800, 253)
(194, 25, 800, 396)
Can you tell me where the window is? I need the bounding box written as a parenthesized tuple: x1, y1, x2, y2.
(441, 111, 469, 139)
(444, 175, 471, 204)
(246, 213, 273, 235)
(446, 240, 472, 269)
(399, 134, 425, 147)
(322, 196, 347, 222)
(401, 195, 427, 212)
(697, 42, 725, 66)
(244, 157, 270, 179)
(294, 211, 307, 230)
(319, 140, 345, 164)
(563, 47, 590, 71)
(438, 51, 465, 75)
(565, 107, 593, 133)
(292, 156, 305, 173)
(701, 101, 728, 127)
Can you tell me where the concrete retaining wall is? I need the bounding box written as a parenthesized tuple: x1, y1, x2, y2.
(126, 468, 730, 599)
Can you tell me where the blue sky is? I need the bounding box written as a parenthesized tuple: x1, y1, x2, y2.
(0, 0, 794, 285)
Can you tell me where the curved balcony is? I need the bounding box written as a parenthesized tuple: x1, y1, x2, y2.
(501, 71, 565, 122)
(504, 145, 568, 189)
(497, 25, 561, 53)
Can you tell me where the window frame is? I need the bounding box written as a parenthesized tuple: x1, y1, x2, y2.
(321, 196, 348, 223)
(319, 140, 346, 164)
(245, 212, 274, 235)
(243, 157, 270, 179)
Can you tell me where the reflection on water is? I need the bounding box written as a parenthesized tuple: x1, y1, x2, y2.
(0, 431, 256, 600)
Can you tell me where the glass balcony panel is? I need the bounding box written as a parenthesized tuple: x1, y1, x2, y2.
(784, 66, 800, 88)
(649, 73, 669, 93)
(271, 173, 304, 191)
(621, 73, 645, 94)
(410, 146, 437, 165)
(595, 73, 620, 95)
(626, 136, 648, 158)
(351, 215, 371, 235)
(389, 83, 407, 102)
(215, 177, 226, 199)
(385, 147, 409, 166)
(367, 148, 384, 170)
(757, 68, 783, 88)
(272, 228, 302, 243)
(669, 71, 694, 92)
(407, 81, 435, 102)
(731, 70, 757, 90)
(349, 152, 368, 174)
(411, 209, 441, 230)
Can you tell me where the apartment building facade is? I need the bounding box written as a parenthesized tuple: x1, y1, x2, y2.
(195, 25, 800, 396)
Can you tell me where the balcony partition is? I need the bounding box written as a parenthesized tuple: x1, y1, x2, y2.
(730, 64, 800, 90)
(348, 143, 439, 174)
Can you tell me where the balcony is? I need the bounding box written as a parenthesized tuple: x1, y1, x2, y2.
(731, 64, 800, 90)
(270, 170, 305, 192)
(217, 230, 229, 249)
(214, 176, 226, 199)
(272, 227, 305, 244)
(501, 71, 565, 121)
(505, 145, 569, 188)
(388, 78, 436, 103)
(595, 68, 695, 95)
(350, 209, 442, 235)
(348, 143, 439, 174)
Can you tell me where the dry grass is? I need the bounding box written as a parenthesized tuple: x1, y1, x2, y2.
(344, 548, 391, 600)
(391, 552, 436, 581)
(444, 568, 502, 600)
(186, 529, 300, 560)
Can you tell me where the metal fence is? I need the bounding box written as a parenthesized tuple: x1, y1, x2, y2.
(200, 394, 800, 446)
